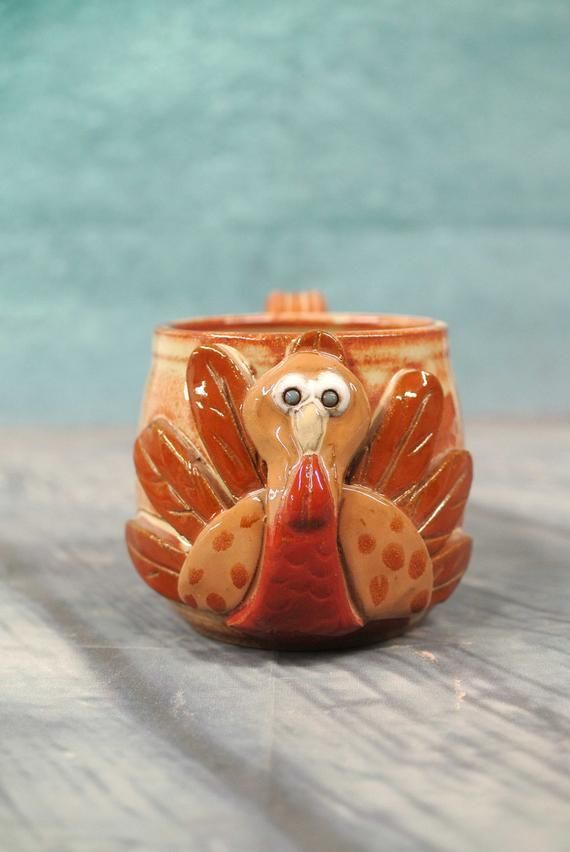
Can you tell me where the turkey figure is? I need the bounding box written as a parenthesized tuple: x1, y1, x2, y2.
(126, 330, 472, 649)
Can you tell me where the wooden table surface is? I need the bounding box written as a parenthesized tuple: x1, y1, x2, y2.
(1, 421, 569, 851)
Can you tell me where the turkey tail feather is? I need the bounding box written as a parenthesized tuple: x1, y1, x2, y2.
(430, 531, 473, 606)
(134, 417, 231, 543)
(187, 344, 265, 499)
(397, 450, 473, 555)
(126, 515, 187, 601)
(349, 370, 443, 500)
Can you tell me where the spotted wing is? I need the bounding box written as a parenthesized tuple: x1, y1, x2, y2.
(134, 417, 232, 544)
(126, 514, 188, 600)
(187, 344, 265, 499)
(349, 370, 444, 500)
(178, 493, 265, 614)
(339, 487, 433, 621)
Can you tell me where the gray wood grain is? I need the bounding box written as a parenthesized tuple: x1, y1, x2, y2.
(1, 422, 569, 851)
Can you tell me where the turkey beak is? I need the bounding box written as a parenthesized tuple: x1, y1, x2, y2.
(292, 401, 326, 455)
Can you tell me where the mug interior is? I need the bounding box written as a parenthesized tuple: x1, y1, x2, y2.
(159, 312, 445, 337)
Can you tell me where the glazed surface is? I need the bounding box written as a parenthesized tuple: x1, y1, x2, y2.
(127, 305, 472, 649)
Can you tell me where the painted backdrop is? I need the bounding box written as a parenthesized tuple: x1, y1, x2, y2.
(1, 1, 569, 423)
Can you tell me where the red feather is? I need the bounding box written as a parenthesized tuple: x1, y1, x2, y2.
(134, 417, 231, 543)
(125, 516, 187, 601)
(187, 344, 264, 499)
(397, 450, 473, 555)
(430, 531, 473, 606)
(350, 370, 443, 499)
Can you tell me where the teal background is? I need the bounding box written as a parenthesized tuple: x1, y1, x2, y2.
(1, 0, 569, 424)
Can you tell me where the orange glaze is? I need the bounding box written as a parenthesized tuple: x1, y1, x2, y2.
(128, 292, 473, 650)
(228, 454, 362, 638)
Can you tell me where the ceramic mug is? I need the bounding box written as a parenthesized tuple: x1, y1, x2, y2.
(126, 292, 473, 650)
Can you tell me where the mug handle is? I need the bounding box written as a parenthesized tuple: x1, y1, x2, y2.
(265, 290, 328, 314)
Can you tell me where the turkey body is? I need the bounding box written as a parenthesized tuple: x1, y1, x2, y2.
(228, 454, 362, 638)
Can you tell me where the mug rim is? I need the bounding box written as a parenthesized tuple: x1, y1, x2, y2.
(156, 312, 447, 339)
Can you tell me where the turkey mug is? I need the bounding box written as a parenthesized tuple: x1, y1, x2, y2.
(126, 291, 473, 650)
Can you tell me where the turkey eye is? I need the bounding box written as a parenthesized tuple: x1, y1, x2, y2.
(283, 387, 302, 406)
(321, 389, 340, 408)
